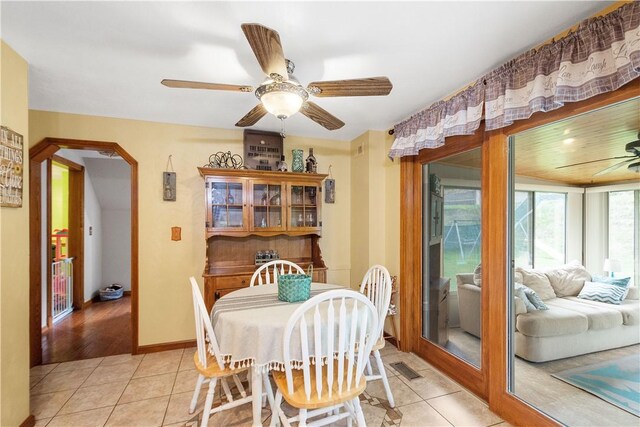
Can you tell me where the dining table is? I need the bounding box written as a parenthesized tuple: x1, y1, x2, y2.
(210, 282, 346, 427)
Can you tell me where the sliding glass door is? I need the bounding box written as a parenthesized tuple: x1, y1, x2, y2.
(421, 147, 483, 369)
(507, 98, 640, 426)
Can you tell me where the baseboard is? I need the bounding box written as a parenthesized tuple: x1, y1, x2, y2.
(20, 414, 35, 427)
(137, 339, 196, 354)
(83, 299, 93, 309)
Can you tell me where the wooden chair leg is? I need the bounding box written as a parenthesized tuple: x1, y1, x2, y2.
(366, 358, 374, 376)
(353, 397, 366, 426)
(190, 374, 205, 414)
(299, 408, 307, 427)
(201, 378, 217, 427)
(374, 349, 395, 407)
(270, 390, 283, 427)
(221, 377, 234, 403)
(263, 372, 275, 412)
(232, 374, 247, 398)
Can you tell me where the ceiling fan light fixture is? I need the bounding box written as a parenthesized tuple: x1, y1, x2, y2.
(256, 81, 308, 119)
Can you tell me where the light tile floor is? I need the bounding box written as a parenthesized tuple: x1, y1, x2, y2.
(30, 345, 507, 426)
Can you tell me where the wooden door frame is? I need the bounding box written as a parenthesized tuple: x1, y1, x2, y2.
(30, 138, 139, 367)
(50, 154, 85, 314)
(399, 78, 640, 426)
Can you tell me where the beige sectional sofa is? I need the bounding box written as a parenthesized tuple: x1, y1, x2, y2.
(456, 266, 640, 362)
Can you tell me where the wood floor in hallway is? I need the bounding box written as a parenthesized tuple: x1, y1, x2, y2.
(42, 295, 132, 364)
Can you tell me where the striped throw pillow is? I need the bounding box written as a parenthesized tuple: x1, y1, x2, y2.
(577, 281, 626, 305)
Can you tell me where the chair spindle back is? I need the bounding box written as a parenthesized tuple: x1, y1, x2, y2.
(189, 277, 225, 370)
(250, 260, 305, 286)
(359, 265, 392, 340)
(282, 290, 378, 401)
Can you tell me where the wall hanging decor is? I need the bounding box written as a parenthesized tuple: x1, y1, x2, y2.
(204, 151, 245, 169)
(243, 129, 283, 171)
(163, 155, 176, 201)
(0, 126, 24, 208)
(324, 165, 335, 204)
(291, 149, 304, 172)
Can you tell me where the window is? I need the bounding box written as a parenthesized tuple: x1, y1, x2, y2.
(443, 187, 481, 291)
(514, 191, 566, 269)
(608, 190, 639, 286)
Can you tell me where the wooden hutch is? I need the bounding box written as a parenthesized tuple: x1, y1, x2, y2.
(199, 168, 328, 310)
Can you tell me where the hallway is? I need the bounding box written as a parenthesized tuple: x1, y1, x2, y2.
(42, 296, 131, 364)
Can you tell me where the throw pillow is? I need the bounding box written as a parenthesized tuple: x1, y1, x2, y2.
(516, 267, 557, 300)
(514, 286, 537, 313)
(577, 281, 626, 305)
(515, 283, 549, 311)
(591, 275, 631, 299)
(473, 264, 482, 287)
(545, 262, 591, 297)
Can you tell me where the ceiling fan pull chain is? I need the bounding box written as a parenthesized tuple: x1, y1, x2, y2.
(280, 117, 287, 139)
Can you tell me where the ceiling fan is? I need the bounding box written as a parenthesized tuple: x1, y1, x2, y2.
(161, 23, 393, 132)
(556, 132, 640, 176)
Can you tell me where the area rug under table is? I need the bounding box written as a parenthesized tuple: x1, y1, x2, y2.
(552, 354, 640, 417)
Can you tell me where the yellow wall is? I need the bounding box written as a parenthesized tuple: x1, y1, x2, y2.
(349, 130, 401, 335)
(0, 41, 30, 427)
(29, 110, 352, 346)
(51, 164, 70, 259)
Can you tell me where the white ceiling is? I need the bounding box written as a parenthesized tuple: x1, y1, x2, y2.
(1, 1, 611, 141)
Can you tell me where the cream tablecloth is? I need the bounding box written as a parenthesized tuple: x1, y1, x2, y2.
(210, 283, 347, 372)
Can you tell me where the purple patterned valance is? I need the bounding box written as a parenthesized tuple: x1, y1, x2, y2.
(389, 2, 640, 158)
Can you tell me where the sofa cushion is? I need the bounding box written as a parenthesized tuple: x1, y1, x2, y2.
(546, 298, 622, 330)
(565, 296, 640, 326)
(627, 286, 639, 300)
(516, 267, 557, 300)
(516, 303, 587, 337)
(544, 262, 591, 297)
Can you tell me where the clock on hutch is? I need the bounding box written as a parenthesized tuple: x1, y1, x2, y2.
(199, 167, 328, 310)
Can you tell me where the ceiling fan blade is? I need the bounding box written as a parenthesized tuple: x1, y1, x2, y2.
(235, 104, 267, 127)
(300, 102, 345, 130)
(307, 77, 393, 97)
(593, 158, 636, 176)
(161, 79, 253, 92)
(241, 23, 288, 80)
(555, 155, 636, 169)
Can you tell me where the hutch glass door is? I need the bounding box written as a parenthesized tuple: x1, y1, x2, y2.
(208, 179, 245, 229)
(252, 182, 284, 230)
(289, 184, 319, 230)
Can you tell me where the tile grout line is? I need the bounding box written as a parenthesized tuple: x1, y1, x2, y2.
(423, 391, 462, 427)
(104, 356, 141, 427)
(46, 363, 101, 423)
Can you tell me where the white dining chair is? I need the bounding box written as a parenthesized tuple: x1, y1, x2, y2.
(188, 277, 273, 426)
(359, 265, 395, 407)
(250, 260, 304, 287)
(270, 289, 379, 427)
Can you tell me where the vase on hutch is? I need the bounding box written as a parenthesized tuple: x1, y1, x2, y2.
(291, 149, 304, 172)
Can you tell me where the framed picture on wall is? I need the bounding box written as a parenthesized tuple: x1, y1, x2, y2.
(243, 129, 283, 171)
(0, 126, 24, 208)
